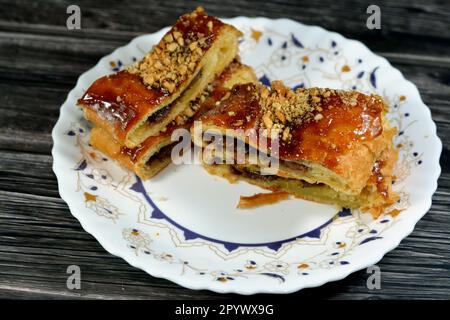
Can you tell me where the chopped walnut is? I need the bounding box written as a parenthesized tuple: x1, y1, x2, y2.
(262, 112, 273, 129)
(255, 82, 355, 141)
(175, 115, 184, 125)
(275, 110, 286, 123)
(221, 91, 231, 102)
(282, 127, 290, 141)
(339, 91, 359, 107)
(314, 113, 323, 121)
(126, 7, 219, 94)
(256, 82, 312, 140)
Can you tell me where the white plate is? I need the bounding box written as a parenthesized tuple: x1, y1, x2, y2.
(52, 17, 442, 294)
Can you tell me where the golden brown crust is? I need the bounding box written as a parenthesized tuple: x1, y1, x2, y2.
(194, 81, 399, 213)
(127, 7, 227, 92)
(90, 127, 175, 179)
(89, 126, 134, 172)
(78, 7, 241, 148)
(81, 71, 161, 143)
(197, 82, 391, 194)
(89, 61, 257, 180)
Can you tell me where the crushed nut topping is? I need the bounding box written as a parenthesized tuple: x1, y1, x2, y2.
(126, 7, 220, 94)
(162, 74, 221, 129)
(255, 81, 364, 141)
(256, 81, 317, 140)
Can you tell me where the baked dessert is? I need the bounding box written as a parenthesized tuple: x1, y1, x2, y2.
(76, 8, 399, 215)
(89, 61, 257, 179)
(78, 7, 241, 148)
(192, 81, 399, 215)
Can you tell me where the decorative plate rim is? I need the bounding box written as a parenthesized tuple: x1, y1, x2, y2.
(52, 17, 442, 294)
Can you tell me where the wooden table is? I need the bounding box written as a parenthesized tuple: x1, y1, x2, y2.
(0, 0, 448, 299)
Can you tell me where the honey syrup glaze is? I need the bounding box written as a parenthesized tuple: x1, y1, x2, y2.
(200, 83, 384, 169)
(282, 92, 383, 168)
(77, 8, 226, 137)
(78, 71, 168, 133)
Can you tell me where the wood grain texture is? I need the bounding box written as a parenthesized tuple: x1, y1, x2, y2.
(0, 0, 449, 300)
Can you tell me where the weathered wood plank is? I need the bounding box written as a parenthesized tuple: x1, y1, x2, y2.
(1, 39, 450, 154)
(1, 0, 450, 40)
(0, 184, 448, 299)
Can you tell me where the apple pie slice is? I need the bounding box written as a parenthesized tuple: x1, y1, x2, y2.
(89, 61, 256, 179)
(78, 7, 241, 148)
(192, 81, 399, 214)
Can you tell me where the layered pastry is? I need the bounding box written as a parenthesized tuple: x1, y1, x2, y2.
(192, 81, 399, 215)
(78, 7, 241, 148)
(89, 61, 257, 179)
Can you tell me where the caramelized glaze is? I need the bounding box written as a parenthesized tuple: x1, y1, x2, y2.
(78, 71, 168, 139)
(119, 60, 246, 163)
(201, 84, 384, 169)
(237, 191, 290, 209)
(200, 84, 261, 130)
(173, 10, 223, 49)
(78, 10, 226, 140)
(120, 121, 181, 163)
(283, 92, 383, 167)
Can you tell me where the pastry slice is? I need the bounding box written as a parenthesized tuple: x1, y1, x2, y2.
(78, 7, 241, 148)
(89, 61, 256, 179)
(192, 81, 399, 214)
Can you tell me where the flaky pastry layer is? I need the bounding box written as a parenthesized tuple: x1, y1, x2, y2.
(193, 82, 399, 212)
(89, 61, 257, 179)
(78, 7, 241, 148)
